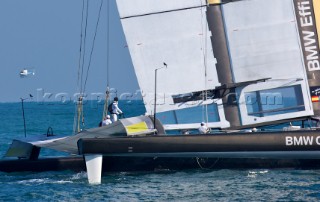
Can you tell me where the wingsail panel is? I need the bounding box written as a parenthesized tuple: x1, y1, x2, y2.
(116, 0, 230, 129)
(219, 0, 314, 126)
(116, 0, 318, 129)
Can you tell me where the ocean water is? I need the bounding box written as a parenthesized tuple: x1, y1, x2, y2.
(1, 101, 320, 201)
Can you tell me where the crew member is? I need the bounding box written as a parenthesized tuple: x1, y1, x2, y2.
(102, 115, 112, 126)
(111, 97, 123, 122)
(198, 122, 208, 134)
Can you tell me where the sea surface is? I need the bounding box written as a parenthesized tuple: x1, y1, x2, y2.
(1, 101, 320, 201)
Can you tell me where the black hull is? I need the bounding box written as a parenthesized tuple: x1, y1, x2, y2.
(1, 156, 320, 173)
(102, 157, 320, 171)
(2, 130, 320, 173)
(78, 130, 320, 159)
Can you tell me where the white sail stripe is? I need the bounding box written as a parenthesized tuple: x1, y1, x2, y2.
(116, 0, 207, 18)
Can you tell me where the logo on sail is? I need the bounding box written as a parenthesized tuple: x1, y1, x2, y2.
(294, 0, 320, 73)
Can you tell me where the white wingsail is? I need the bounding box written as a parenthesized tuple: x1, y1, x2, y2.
(116, 0, 320, 130)
(116, 0, 229, 130)
(222, 0, 315, 126)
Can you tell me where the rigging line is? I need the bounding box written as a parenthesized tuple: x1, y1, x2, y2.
(74, 0, 86, 134)
(199, 0, 209, 123)
(78, 0, 89, 132)
(83, 0, 104, 93)
(77, 0, 86, 93)
(106, 0, 110, 89)
(204, 5, 209, 124)
(196, 157, 220, 169)
(103, 0, 111, 119)
(80, 0, 90, 94)
(72, 103, 78, 134)
(200, 0, 205, 121)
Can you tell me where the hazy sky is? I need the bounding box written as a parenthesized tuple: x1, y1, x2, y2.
(0, 0, 139, 102)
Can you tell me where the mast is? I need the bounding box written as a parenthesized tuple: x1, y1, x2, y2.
(206, 0, 241, 127)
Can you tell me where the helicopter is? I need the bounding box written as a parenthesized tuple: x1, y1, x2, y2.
(19, 69, 35, 78)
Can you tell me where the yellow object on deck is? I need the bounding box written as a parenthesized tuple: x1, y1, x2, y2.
(126, 122, 149, 135)
(208, 0, 221, 5)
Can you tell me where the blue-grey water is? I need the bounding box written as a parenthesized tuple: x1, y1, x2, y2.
(1, 101, 320, 201)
